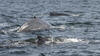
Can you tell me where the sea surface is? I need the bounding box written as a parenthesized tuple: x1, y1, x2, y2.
(0, 0, 100, 56)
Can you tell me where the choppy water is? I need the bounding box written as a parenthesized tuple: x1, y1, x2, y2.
(0, 0, 100, 56)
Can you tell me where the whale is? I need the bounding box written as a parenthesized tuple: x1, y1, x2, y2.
(17, 16, 52, 32)
(0, 36, 87, 48)
(17, 16, 66, 32)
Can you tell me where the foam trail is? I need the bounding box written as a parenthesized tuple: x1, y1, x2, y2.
(45, 38, 88, 44)
(51, 25, 66, 30)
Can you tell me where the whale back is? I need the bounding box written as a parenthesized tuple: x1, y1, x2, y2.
(17, 17, 51, 32)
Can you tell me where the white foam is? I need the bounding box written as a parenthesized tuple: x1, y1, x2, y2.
(45, 38, 88, 44)
(51, 25, 66, 30)
(9, 27, 20, 32)
(70, 14, 81, 16)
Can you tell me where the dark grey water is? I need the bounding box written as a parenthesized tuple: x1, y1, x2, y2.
(0, 0, 100, 56)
